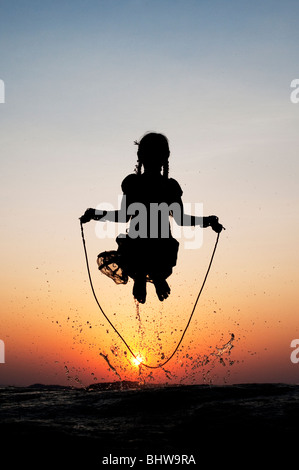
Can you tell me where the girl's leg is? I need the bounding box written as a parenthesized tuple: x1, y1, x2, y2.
(153, 277, 171, 301)
(133, 275, 147, 304)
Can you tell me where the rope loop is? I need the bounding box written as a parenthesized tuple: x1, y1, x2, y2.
(80, 221, 220, 369)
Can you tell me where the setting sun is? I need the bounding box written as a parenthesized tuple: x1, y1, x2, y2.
(132, 355, 144, 367)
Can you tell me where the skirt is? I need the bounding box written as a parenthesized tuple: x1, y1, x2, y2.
(97, 234, 179, 284)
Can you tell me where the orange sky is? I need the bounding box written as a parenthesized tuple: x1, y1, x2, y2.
(1, 218, 299, 386)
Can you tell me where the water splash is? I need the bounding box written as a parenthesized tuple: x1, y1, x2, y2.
(214, 333, 235, 358)
(63, 363, 86, 388)
(179, 333, 236, 384)
(99, 352, 122, 380)
(135, 300, 145, 350)
(161, 367, 176, 381)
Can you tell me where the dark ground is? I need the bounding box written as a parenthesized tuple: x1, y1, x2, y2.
(0, 382, 298, 466)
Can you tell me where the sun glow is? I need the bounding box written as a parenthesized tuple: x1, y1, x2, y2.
(132, 355, 144, 367)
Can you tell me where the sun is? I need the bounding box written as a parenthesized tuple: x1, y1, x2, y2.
(132, 355, 143, 367)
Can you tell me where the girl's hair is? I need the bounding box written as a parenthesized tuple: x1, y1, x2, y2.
(134, 132, 170, 178)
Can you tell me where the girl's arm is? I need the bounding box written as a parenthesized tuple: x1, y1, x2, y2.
(80, 195, 131, 224)
(172, 199, 224, 232)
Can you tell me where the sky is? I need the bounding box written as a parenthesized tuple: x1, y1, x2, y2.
(0, 0, 299, 386)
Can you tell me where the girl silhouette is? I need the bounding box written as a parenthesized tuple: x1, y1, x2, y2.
(80, 132, 223, 304)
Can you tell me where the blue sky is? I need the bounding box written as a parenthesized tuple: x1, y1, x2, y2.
(1, 0, 298, 231)
(1, 0, 298, 186)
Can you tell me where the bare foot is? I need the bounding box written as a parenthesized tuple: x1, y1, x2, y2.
(133, 277, 147, 304)
(154, 279, 170, 301)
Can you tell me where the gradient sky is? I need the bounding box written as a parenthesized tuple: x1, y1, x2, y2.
(1, 0, 299, 386)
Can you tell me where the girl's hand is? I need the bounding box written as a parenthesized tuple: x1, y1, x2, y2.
(80, 208, 96, 224)
(209, 216, 225, 233)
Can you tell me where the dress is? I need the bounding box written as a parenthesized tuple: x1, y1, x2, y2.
(97, 173, 183, 284)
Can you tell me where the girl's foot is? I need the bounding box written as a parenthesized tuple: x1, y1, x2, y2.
(133, 277, 147, 304)
(154, 279, 170, 301)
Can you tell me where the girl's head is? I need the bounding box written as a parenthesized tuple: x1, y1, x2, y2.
(134, 132, 170, 177)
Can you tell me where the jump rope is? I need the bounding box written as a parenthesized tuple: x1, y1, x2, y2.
(80, 221, 222, 369)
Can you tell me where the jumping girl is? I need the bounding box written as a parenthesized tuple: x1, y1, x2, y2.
(80, 132, 223, 304)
